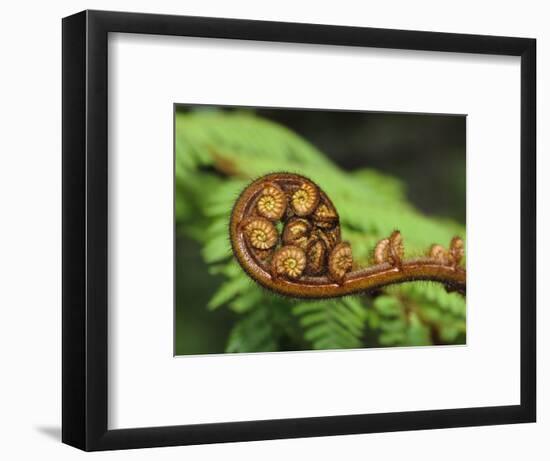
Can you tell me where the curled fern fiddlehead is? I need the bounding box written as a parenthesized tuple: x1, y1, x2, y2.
(230, 173, 466, 299)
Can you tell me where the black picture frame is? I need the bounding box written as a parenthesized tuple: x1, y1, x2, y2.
(62, 9, 536, 451)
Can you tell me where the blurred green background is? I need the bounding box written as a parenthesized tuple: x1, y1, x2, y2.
(174, 106, 466, 356)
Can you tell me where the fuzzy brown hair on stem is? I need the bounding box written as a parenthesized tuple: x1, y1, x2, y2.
(230, 173, 466, 299)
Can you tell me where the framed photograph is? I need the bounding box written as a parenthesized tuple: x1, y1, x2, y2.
(62, 10, 536, 451)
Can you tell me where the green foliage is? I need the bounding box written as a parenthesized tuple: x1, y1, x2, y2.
(175, 109, 466, 353)
(292, 297, 368, 350)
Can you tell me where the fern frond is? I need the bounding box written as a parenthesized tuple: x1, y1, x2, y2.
(292, 298, 368, 350)
(226, 305, 278, 353)
(175, 109, 466, 352)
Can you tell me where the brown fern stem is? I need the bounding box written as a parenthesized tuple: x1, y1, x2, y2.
(230, 173, 466, 299)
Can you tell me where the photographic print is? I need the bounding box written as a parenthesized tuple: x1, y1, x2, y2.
(62, 12, 535, 449)
(174, 106, 466, 356)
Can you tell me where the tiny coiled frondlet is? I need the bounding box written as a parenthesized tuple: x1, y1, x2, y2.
(230, 173, 466, 299)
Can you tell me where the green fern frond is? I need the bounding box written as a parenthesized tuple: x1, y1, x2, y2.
(292, 297, 368, 350)
(226, 305, 278, 353)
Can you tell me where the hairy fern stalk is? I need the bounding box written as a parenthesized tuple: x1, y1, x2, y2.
(175, 109, 466, 353)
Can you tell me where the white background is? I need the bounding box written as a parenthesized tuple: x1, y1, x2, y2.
(109, 34, 521, 428)
(0, 0, 547, 459)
